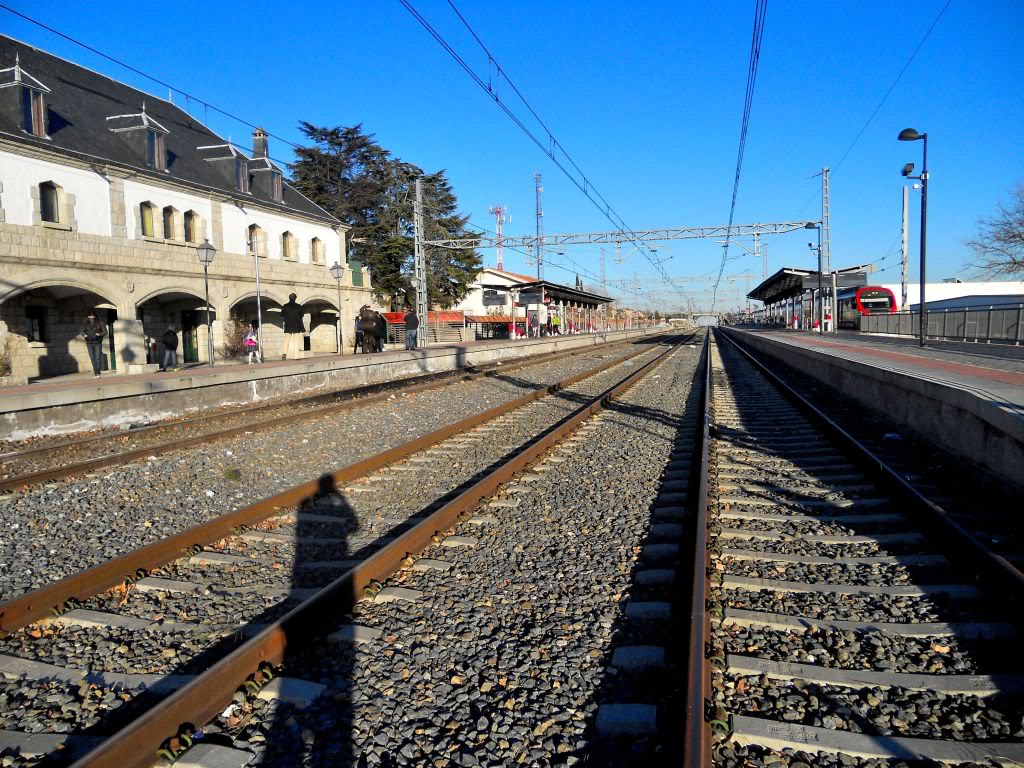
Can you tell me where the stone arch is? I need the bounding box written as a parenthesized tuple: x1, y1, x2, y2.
(0, 277, 125, 380)
(133, 285, 207, 310)
(227, 288, 288, 311)
(0, 276, 122, 307)
(301, 293, 339, 310)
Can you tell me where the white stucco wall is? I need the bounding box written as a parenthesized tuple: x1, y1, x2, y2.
(0, 150, 111, 235)
(123, 178, 214, 242)
(220, 204, 340, 268)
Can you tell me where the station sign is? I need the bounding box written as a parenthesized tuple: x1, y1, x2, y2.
(518, 289, 543, 305)
(801, 272, 868, 290)
(482, 289, 507, 306)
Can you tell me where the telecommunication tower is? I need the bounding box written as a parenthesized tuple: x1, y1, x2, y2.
(489, 204, 508, 271)
(534, 173, 544, 279)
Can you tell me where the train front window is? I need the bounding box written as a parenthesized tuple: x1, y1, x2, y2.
(860, 291, 894, 311)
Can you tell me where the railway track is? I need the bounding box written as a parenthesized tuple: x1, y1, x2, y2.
(685, 331, 1024, 767)
(0, 333, 694, 768)
(0, 337, 647, 492)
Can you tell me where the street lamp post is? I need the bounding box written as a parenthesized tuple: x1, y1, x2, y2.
(805, 222, 823, 335)
(898, 127, 928, 347)
(329, 262, 345, 354)
(196, 239, 216, 367)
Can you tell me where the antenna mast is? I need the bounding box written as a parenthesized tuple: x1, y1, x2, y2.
(489, 205, 508, 271)
(534, 173, 544, 279)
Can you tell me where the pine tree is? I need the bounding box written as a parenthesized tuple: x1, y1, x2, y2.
(289, 123, 481, 307)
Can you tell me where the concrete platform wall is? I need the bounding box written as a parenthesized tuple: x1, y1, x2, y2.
(0, 329, 661, 440)
(723, 329, 1024, 488)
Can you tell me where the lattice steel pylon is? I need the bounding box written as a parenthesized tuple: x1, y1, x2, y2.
(534, 173, 544, 279)
(821, 167, 832, 275)
(489, 204, 508, 271)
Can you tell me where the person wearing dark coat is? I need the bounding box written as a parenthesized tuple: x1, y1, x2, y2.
(81, 309, 107, 377)
(281, 293, 305, 360)
(161, 326, 179, 371)
(404, 310, 419, 350)
(373, 311, 386, 352)
(358, 306, 377, 354)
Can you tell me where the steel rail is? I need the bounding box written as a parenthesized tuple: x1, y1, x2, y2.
(67, 337, 685, 768)
(0, 338, 674, 634)
(717, 328, 1024, 600)
(683, 329, 713, 768)
(0, 336, 648, 492)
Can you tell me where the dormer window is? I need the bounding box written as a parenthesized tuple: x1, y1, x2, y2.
(147, 130, 166, 171)
(21, 86, 45, 137)
(235, 158, 248, 193)
(271, 171, 283, 202)
(1, 56, 51, 138)
(107, 106, 169, 171)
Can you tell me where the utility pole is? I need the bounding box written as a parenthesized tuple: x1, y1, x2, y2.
(600, 247, 608, 332)
(413, 177, 428, 348)
(821, 167, 836, 331)
(490, 205, 508, 271)
(534, 173, 544, 280)
(901, 185, 909, 311)
(753, 233, 764, 280)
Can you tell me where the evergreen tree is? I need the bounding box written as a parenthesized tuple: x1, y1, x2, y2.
(290, 123, 481, 307)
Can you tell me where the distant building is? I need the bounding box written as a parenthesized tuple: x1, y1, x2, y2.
(0, 35, 371, 382)
(880, 282, 1024, 311)
(454, 268, 615, 337)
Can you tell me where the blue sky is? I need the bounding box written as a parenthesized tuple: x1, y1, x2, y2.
(4, 1, 1022, 310)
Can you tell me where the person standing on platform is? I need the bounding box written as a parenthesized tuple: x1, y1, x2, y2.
(354, 314, 364, 353)
(358, 306, 377, 354)
(243, 323, 260, 364)
(161, 326, 179, 371)
(281, 293, 305, 360)
(82, 309, 107, 378)
(404, 309, 419, 350)
(374, 311, 386, 352)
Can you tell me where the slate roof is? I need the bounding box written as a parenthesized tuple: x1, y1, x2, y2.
(0, 35, 338, 225)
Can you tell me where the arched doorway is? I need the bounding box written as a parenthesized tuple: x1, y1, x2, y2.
(136, 289, 216, 365)
(302, 297, 341, 354)
(0, 283, 121, 380)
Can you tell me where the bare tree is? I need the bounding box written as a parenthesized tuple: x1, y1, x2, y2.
(966, 183, 1024, 277)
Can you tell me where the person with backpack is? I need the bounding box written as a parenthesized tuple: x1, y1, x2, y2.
(358, 306, 377, 354)
(81, 309, 107, 378)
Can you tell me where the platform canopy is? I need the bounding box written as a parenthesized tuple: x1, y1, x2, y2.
(747, 265, 874, 304)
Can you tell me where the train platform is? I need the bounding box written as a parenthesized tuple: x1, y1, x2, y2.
(0, 329, 658, 440)
(723, 328, 1024, 486)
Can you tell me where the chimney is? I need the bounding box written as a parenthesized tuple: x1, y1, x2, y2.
(252, 127, 268, 158)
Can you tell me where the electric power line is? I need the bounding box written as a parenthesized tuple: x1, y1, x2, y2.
(398, 0, 686, 301)
(794, 0, 952, 217)
(711, 0, 769, 311)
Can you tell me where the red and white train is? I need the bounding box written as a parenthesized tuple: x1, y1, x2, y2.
(835, 285, 897, 328)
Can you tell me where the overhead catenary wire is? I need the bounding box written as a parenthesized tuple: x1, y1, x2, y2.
(0, 2, 307, 162)
(398, 0, 687, 302)
(711, 0, 768, 312)
(794, 0, 952, 217)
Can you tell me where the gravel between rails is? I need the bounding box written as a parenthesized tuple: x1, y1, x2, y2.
(0, 342, 642, 479)
(163, 343, 704, 767)
(0, 340, 687, 768)
(0, 340, 660, 600)
(708, 337, 1024, 768)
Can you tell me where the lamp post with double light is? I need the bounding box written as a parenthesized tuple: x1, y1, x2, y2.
(329, 261, 345, 354)
(805, 222, 823, 334)
(197, 239, 216, 366)
(898, 127, 928, 347)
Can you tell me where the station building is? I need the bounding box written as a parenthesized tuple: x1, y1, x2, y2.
(455, 267, 615, 337)
(0, 35, 371, 383)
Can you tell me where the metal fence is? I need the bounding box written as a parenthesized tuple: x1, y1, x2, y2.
(860, 304, 1024, 344)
